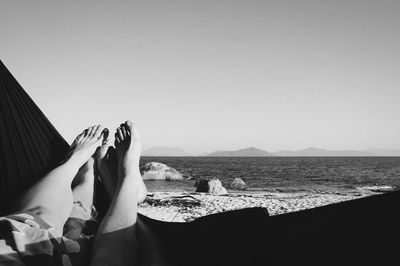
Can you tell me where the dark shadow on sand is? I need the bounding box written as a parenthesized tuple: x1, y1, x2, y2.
(137, 191, 400, 266)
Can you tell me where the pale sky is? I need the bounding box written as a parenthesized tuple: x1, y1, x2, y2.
(1, 1, 400, 154)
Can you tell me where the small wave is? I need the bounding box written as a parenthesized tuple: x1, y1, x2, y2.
(356, 185, 395, 192)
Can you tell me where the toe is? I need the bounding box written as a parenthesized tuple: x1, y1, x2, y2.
(91, 125, 101, 137)
(121, 125, 127, 138)
(71, 133, 84, 146)
(87, 125, 96, 137)
(117, 128, 124, 140)
(93, 125, 104, 138)
(101, 128, 109, 144)
(123, 121, 133, 136)
(125, 120, 133, 130)
(77, 132, 85, 140)
(122, 123, 131, 136)
(114, 132, 121, 146)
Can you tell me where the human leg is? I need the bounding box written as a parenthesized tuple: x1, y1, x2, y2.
(90, 121, 143, 266)
(12, 125, 106, 234)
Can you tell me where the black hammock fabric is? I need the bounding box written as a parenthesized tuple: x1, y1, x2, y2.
(0, 60, 69, 215)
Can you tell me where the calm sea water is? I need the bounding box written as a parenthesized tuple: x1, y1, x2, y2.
(140, 157, 400, 195)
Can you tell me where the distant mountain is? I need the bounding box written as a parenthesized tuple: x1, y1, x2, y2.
(274, 147, 374, 156)
(365, 149, 400, 156)
(206, 147, 274, 157)
(142, 146, 400, 157)
(142, 147, 189, 156)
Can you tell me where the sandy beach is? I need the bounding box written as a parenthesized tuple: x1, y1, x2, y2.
(138, 191, 376, 222)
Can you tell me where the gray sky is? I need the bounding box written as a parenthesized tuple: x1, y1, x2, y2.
(1, 0, 400, 154)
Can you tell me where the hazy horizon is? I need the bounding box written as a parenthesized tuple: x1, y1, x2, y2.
(142, 145, 400, 156)
(1, 1, 400, 154)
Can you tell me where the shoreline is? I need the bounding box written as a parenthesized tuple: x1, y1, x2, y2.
(138, 191, 378, 223)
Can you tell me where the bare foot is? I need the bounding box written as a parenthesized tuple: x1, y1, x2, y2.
(114, 121, 147, 202)
(66, 125, 108, 168)
(94, 142, 117, 200)
(95, 143, 147, 203)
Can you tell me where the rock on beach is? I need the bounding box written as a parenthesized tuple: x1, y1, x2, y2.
(140, 162, 185, 181)
(194, 178, 228, 195)
(230, 178, 249, 190)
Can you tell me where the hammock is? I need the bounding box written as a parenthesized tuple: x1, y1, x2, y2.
(0, 60, 69, 215)
(1, 60, 399, 265)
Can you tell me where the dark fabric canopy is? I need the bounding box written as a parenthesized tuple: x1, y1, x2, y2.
(0, 60, 69, 215)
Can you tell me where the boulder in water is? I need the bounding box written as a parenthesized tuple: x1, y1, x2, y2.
(230, 178, 249, 190)
(194, 178, 227, 195)
(140, 162, 185, 181)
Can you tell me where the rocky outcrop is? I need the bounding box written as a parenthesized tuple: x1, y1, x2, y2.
(140, 162, 185, 181)
(194, 178, 227, 195)
(230, 178, 249, 190)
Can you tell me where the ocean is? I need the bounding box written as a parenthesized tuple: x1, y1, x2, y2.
(140, 157, 400, 195)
